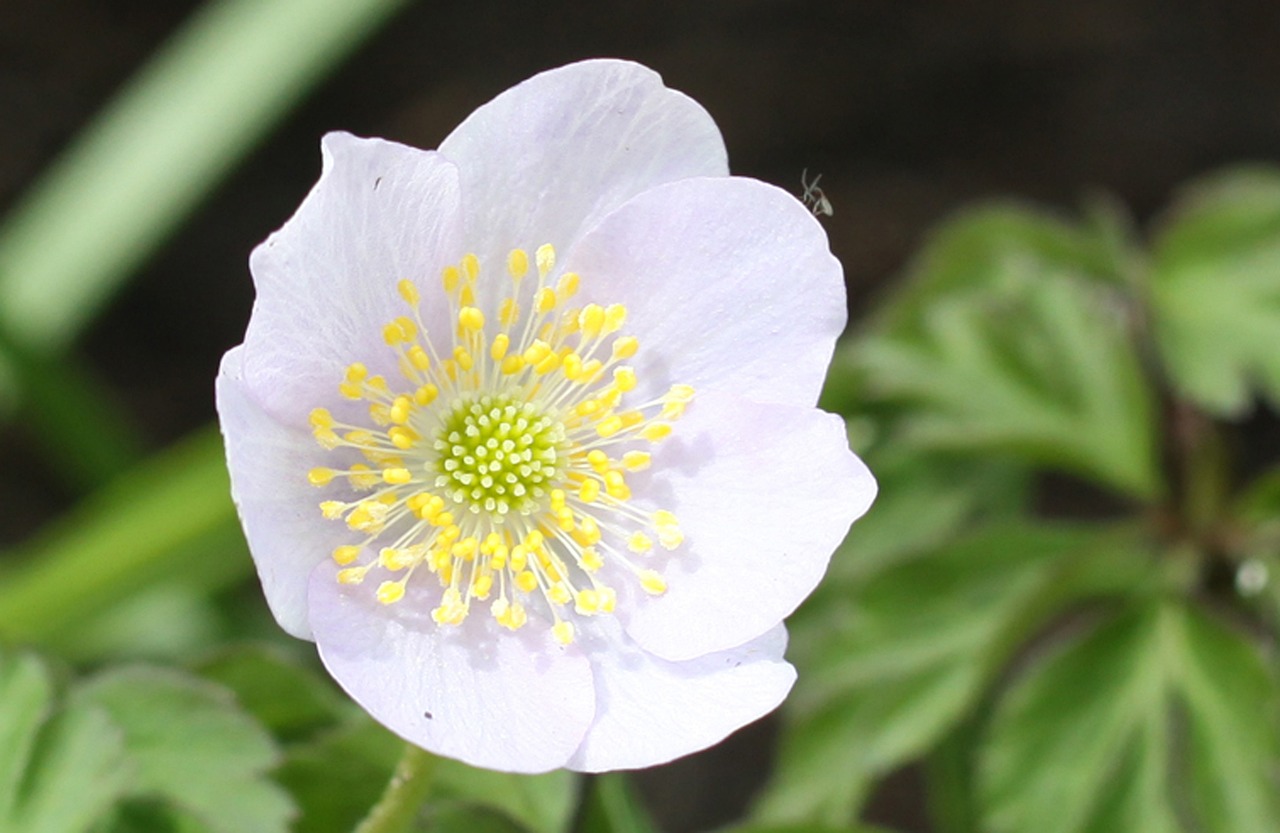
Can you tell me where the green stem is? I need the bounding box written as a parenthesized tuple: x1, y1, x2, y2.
(353, 744, 438, 833)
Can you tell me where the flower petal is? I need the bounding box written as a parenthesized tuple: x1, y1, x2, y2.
(308, 562, 595, 774)
(242, 132, 463, 424)
(564, 176, 845, 408)
(439, 59, 726, 260)
(567, 622, 794, 772)
(216, 346, 336, 639)
(622, 391, 876, 661)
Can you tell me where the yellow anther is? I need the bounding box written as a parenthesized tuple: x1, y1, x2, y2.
(345, 363, 369, 382)
(332, 545, 361, 565)
(510, 545, 529, 572)
(556, 272, 580, 300)
(499, 297, 520, 325)
(581, 547, 604, 572)
(407, 345, 431, 371)
(460, 284, 476, 306)
(367, 376, 389, 394)
(388, 426, 417, 450)
(525, 530, 545, 550)
(622, 451, 651, 471)
(578, 304, 605, 338)
(641, 422, 672, 442)
(414, 384, 438, 406)
(493, 598, 527, 630)
(550, 489, 567, 511)
(572, 517, 602, 546)
(639, 570, 668, 595)
(397, 279, 419, 305)
(501, 354, 525, 375)
(368, 403, 391, 425)
(587, 450, 610, 473)
(576, 589, 600, 615)
(454, 346, 474, 372)
(668, 384, 695, 402)
(604, 470, 631, 500)
(603, 304, 627, 333)
(535, 287, 557, 314)
(395, 317, 417, 340)
(459, 306, 485, 331)
(344, 430, 374, 446)
(578, 359, 603, 383)
(389, 396, 412, 425)
(579, 479, 601, 503)
(628, 531, 654, 553)
(515, 570, 539, 593)
(376, 580, 406, 605)
(337, 567, 368, 585)
(653, 509, 680, 529)
(383, 321, 405, 345)
(596, 414, 623, 438)
(574, 398, 602, 417)
(522, 340, 552, 365)
(442, 265, 461, 292)
(619, 410, 645, 430)
(320, 501, 345, 519)
(562, 352, 583, 380)
(548, 583, 572, 605)
(472, 573, 494, 599)
(462, 253, 480, 282)
(613, 366, 637, 392)
(382, 468, 412, 485)
(349, 464, 379, 490)
(611, 336, 640, 361)
(308, 467, 335, 487)
(552, 620, 575, 645)
(313, 428, 340, 449)
(534, 351, 561, 375)
(505, 248, 529, 279)
(441, 359, 458, 381)
(339, 382, 363, 400)
(536, 243, 556, 277)
(309, 408, 334, 428)
(491, 332, 509, 361)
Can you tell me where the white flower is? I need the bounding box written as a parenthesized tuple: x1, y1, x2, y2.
(216, 59, 875, 773)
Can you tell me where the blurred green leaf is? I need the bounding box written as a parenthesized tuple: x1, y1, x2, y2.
(979, 601, 1280, 833)
(435, 760, 578, 833)
(275, 719, 401, 833)
(0, 0, 409, 354)
(0, 428, 246, 650)
(575, 774, 657, 833)
(421, 804, 533, 833)
(719, 824, 900, 833)
(758, 522, 1133, 826)
(196, 644, 347, 742)
(1150, 166, 1280, 415)
(69, 666, 293, 833)
(0, 650, 128, 833)
(858, 267, 1159, 498)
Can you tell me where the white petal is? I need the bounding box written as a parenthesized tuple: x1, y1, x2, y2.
(308, 563, 595, 773)
(242, 132, 463, 424)
(439, 59, 726, 260)
(567, 622, 795, 772)
(564, 176, 845, 408)
(623, 391, 876, 661)
(216, 346, 337, 639)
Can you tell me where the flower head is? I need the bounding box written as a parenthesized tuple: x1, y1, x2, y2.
(216, 59, 875, 773)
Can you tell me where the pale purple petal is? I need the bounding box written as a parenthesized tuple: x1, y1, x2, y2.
(439, 59, 727, 261)
(564, 176, 845, 408)
(216, 346, 337, 639)
(567, 622, 795, 772)
(622, 391, 876, 662)
(242, 132, 463, 424)
(308, 562, 595, 773)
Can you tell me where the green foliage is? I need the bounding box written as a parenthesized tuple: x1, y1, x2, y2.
(979, 602, 1280, 833)
(1150, 167, 1280, 415)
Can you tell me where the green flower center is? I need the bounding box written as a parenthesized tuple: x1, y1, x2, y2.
(433, 394, 565, 519)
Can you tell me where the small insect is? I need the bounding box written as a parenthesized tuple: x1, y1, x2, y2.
(800, 168, 834, 217)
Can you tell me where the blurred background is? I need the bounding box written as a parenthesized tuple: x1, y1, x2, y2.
(2, 2, 1279, 832)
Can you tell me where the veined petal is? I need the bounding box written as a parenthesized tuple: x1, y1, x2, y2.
(308, 562, 595, 774)
(439, 59, 727, 262)
(565, 176, 845, 408)
(243, 132, 463, 424)
(623, 391, 876, 661)
(567, 622, 794, 772)
(216, 346, 338, 638)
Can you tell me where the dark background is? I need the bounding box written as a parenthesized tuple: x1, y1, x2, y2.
(3, 2, 1279, 830)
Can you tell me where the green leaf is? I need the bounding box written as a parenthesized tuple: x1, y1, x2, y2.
(434, 759, 578, 833)
(275, 719, 402, 833)
(195, 644, 347, 742)
(1149, 166, 1280, 414)
(70, 667, 293, 833)
(575, 774, 657, 833)
(719, 824, 901, 833)
(757, 523, 1107, 826)
(979, 601, 1280, 833)
(0, 649, 129, 833)
(858, 267, 1159, 497)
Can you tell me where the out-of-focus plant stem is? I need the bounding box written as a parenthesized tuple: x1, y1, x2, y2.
(353, 744, 439, 833)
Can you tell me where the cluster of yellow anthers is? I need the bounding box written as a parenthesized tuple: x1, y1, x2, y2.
(306, 244, 691, 645)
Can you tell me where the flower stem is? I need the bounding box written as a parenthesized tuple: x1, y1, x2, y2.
(353, 743, 438, 833)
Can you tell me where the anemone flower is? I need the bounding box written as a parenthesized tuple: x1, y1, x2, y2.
(216, 59, 876, 773)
